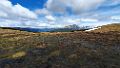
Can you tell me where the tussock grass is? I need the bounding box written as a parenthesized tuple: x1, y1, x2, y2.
(0, 24, 120, 68)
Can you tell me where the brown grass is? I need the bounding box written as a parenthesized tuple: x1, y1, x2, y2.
(0, 24, 120, 68)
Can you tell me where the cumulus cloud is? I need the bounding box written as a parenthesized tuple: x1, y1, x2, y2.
(45, 0, 120, 25)
(46, 0, 105, 14)
(0, 0, 37, 19)
(0, 11, 7, 17)
(0, 0, 38, 27)
(70, 0, 105, 13)
(80, 18, 98, 22)
(45, 15, 56, 21)
(12, 4, 37, 19)
(0, 0, 120, 28)
(34, 8, 50, 15)
(66, 19, 81, 23)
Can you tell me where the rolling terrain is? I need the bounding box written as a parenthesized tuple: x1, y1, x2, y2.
(0, 24, 120, 68)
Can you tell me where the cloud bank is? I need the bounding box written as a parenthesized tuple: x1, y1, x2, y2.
(0, 0, 38, 27)
(46, 0, 105, 14)
(0, 0, 120, 27)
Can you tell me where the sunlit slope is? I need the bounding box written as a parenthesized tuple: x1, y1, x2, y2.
(93, 23, 120, 32)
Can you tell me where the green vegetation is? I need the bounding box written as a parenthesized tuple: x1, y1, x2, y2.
(0, 24, 120, 68)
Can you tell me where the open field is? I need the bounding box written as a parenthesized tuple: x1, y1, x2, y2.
(0, 24, 120, 68)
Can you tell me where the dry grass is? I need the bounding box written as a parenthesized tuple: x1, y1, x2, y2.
(0, 24, 120, 68)
(11, 51, 26, 58)
(92, 23, 120, 32)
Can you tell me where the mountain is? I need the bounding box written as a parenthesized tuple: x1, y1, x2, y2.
(0, 27, 55, 32)
(64, 24, 80, 29)
(13, 27, 54, 32)
(0, 24, 94, 32)
(51, 24, 93, 32)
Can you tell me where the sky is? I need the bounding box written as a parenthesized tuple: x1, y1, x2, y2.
(0, 0, 120, 28)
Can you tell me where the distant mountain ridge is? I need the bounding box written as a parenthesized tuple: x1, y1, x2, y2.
(0, 24, 93, 32)
(51, 24, 93, 32)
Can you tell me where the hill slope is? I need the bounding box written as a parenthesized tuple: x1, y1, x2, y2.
(92, 23, 120, 32)
(0, 24, 120, 68)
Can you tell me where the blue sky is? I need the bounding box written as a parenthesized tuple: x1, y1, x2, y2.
(11, 0, 47, 10)
(0, 0, 120, 28)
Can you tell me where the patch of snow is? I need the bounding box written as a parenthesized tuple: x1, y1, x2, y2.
(85, 27, 101, 31)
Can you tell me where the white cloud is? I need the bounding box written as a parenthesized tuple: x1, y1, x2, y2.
(46, 0, 67, 14)
(66, 19, 81, 23)
(111, 16, 120, 20)
(0, 0, 120, 28)
(0, 0, 37, 19)
(0, 0, 38, 27)
(12, 3, 37, 19)
(0, 11, 8, 17)
(45, 15, 56, 21)
(70, 0, 104, 13)
(80, 18, 98, 22)
(46, 0, 105, 14)
(0, 19, 21, 27)
(102, 0, 120, 7)
(34, 8, 50, 15)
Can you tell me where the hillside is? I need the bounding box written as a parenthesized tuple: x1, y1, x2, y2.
(92, 23, 120, 32)
(0, 24, 120, 68)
